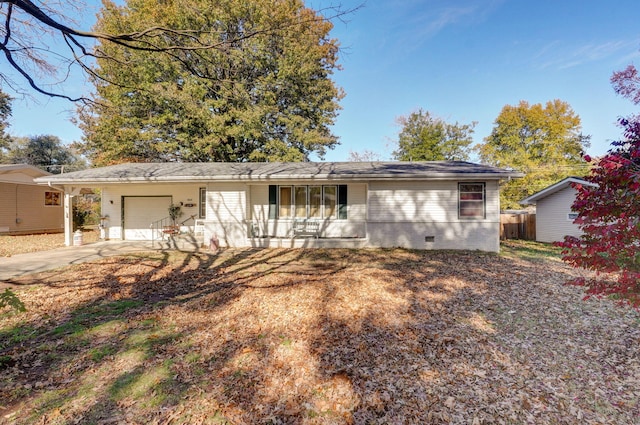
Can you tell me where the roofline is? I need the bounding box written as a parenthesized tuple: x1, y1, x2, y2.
(36, 171, 523, 186)
(520, 177, 597, 205)
(0, 163, 51, 176)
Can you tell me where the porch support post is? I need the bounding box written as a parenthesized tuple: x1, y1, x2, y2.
(64, 192, 74, 246)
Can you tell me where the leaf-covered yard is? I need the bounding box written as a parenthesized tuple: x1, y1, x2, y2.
(0, 231, 99, 257)
(1, 244, 639, 424)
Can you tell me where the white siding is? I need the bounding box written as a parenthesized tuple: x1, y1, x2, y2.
(96, 179, 503, 252)
(247, 183, 366, 239)
(369, 180, 454, 222)
(536, 186, 582, 243)
(250, 185, 269, 223)
(205, 183, 247, 246)
(100, 184, 202, 240)
(367, 180, 500, 252)
(349, 183, 367, 221)
(207, 183, 246, 222)
(367, 221, 499, 251)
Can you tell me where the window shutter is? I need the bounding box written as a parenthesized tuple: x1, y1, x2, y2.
(268, 185, 277, 219)
(338, 185, 348, 219)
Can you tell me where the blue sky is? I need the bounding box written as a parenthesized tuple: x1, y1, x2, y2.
(6, 0, 640, 162)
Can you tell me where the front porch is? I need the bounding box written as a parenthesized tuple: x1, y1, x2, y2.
(198, 217, 369, 249)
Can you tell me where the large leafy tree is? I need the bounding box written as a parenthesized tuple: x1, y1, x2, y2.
(478, 99, 591, 209)
(557, 67, 640, 308)
(3, 134, 86, 173)
(77, 0, 344, 164)
(392, 109, 475, 161)
(1, 0, 353, 102)
(0, 89, 11, 154)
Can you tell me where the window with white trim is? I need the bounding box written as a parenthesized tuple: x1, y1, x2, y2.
(459, 183, 485, 218)
(279, 186, 292, 218)
(323, 186, 337, 219)
(309, 186, 322, 218)
(294, 186, 307, 218)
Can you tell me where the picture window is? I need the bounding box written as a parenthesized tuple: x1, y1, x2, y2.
(270, 185, 346, 219)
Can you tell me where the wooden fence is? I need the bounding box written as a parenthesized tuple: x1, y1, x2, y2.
(500, 213, 536, 241)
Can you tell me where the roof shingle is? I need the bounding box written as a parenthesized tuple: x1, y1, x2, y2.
(34, 161, 521, 185)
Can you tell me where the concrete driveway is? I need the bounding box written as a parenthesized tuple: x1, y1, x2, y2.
(0, 241, 166, 282)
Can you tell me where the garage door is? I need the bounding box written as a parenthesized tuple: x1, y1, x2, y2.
(123, 196, 172, 240)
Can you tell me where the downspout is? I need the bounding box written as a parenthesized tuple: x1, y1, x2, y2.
(15, 184, 19, 230)
(47, 181, 65, 192)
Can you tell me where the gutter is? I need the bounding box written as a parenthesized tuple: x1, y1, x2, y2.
(35, 172, 524, 186)
(47, 181, 66, 192)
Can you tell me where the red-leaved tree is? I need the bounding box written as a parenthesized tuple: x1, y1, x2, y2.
(557, 66, 640, 307)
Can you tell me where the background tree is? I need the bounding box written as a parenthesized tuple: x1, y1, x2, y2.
(2, 134, 86, 172)
(0, 89, 11, 157)
(478, 99, 591, 209)
(76, 0, 344, 164)
(1, 0, 353, 102)
(347, 149, 382, 162)
(392, 108, 476, 162)
(611, 64, 640, 107)
(557, 66, 640, 308)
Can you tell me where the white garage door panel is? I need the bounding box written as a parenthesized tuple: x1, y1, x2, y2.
(124, 196, 172, 240)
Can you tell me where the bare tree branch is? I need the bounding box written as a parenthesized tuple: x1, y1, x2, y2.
(0, 0, 362, 103)
(2, 2, 81, 100)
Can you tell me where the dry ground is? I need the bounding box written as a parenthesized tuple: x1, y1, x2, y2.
(0, 231, 99, 257)
(0, 241, 639, 424)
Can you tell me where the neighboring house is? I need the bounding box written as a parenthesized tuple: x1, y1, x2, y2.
(0, 164, 64, 235)
(35, 161, 521, 252)
(520, 177, 597, 243)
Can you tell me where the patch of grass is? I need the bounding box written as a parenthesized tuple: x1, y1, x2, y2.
(121, 326, 180, 369)
(52, 300, 144, 339)
(5, 385, 30, 401)
(279, 335, 293, 347)
(30, 388, 72, 421)
(0, 324, 37, 348)
(82, 299, 144, 318)
(0, 354, 15, 369)
(140, 317, 159, 327)
(109, 363, 174, 406)
(89, 345, 117, 362)
(86, 319, 126, 339)
(52, 321, 86, 336)
(500, 239, 563, 262)
(185, 352, 201, 363)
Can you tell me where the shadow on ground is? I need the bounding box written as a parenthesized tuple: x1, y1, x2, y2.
(1, 248, 638, 424)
